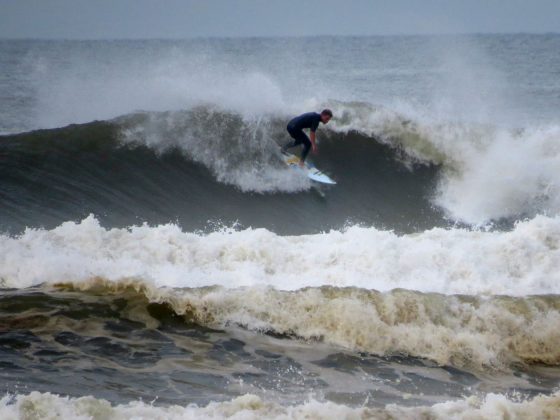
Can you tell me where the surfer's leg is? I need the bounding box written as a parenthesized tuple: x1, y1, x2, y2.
(286, 128, 311, 161)
(290, 130, 312, 161)
(283, 127, 304, 153)
(301, 137, 311, 161)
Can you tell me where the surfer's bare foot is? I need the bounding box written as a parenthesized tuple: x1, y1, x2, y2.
(299, 161, 305, 168)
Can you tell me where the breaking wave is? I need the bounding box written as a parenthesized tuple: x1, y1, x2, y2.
(1, 215, 560, 370)
(2, 101, 559, 233)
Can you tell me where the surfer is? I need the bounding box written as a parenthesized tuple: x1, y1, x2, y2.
(282, 109, 333, 166)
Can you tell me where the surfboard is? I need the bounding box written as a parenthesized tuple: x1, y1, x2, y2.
(282, 153, 336, 185)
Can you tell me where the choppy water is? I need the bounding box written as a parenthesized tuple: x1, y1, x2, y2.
(1, 35, 560, 418)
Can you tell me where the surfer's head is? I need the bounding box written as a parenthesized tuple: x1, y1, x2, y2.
(320, 109, 333, 124)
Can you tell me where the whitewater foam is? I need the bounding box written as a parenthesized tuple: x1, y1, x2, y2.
(1, 215, 558, 295)
(3, 215, 559, 368)
(2, 390, 559, 419)
(329, 101, 560, 225)
(119, 109, 312, 193)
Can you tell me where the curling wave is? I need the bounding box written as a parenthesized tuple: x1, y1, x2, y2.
(2, 100, 559, 233)
(0, 105, 442, 234)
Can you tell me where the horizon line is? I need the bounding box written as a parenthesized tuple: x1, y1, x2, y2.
(1, 31, 559, 42)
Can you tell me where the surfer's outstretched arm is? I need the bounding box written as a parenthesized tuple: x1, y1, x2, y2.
(310, 131, 317, 153)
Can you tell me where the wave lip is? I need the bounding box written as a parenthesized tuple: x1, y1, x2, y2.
(331, 100, 560, 225)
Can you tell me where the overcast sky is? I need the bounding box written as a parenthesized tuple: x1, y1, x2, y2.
(1, 0, 559, 39)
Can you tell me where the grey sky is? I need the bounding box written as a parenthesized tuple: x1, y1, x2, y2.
(1, 0, 559, 39)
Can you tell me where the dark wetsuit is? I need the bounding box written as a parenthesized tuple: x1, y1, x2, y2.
(282, 112, 322, 162)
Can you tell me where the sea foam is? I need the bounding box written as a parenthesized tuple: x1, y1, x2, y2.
(331, 101, 560, 225)
(1, 214, 558, 295)
(2, 390, 559, 420)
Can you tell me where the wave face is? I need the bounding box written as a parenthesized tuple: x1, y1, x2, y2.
(0, 108, 443, 235)
(3, 102, 560, 234)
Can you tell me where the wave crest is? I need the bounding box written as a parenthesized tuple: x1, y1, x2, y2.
(57, 278, 560, 370)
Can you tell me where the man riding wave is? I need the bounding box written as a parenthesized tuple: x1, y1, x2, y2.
(282, 109, 333, 167)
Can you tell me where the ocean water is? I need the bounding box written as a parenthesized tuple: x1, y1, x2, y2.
(1, 35, 560, 418)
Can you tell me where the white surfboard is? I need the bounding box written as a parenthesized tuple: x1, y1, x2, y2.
(282, 153, 336, 185)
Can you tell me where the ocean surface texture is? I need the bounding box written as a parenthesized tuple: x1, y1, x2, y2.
(1, 35, 560, 418)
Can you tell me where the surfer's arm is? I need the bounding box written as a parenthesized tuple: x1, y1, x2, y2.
(310, 131, 317, 152)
